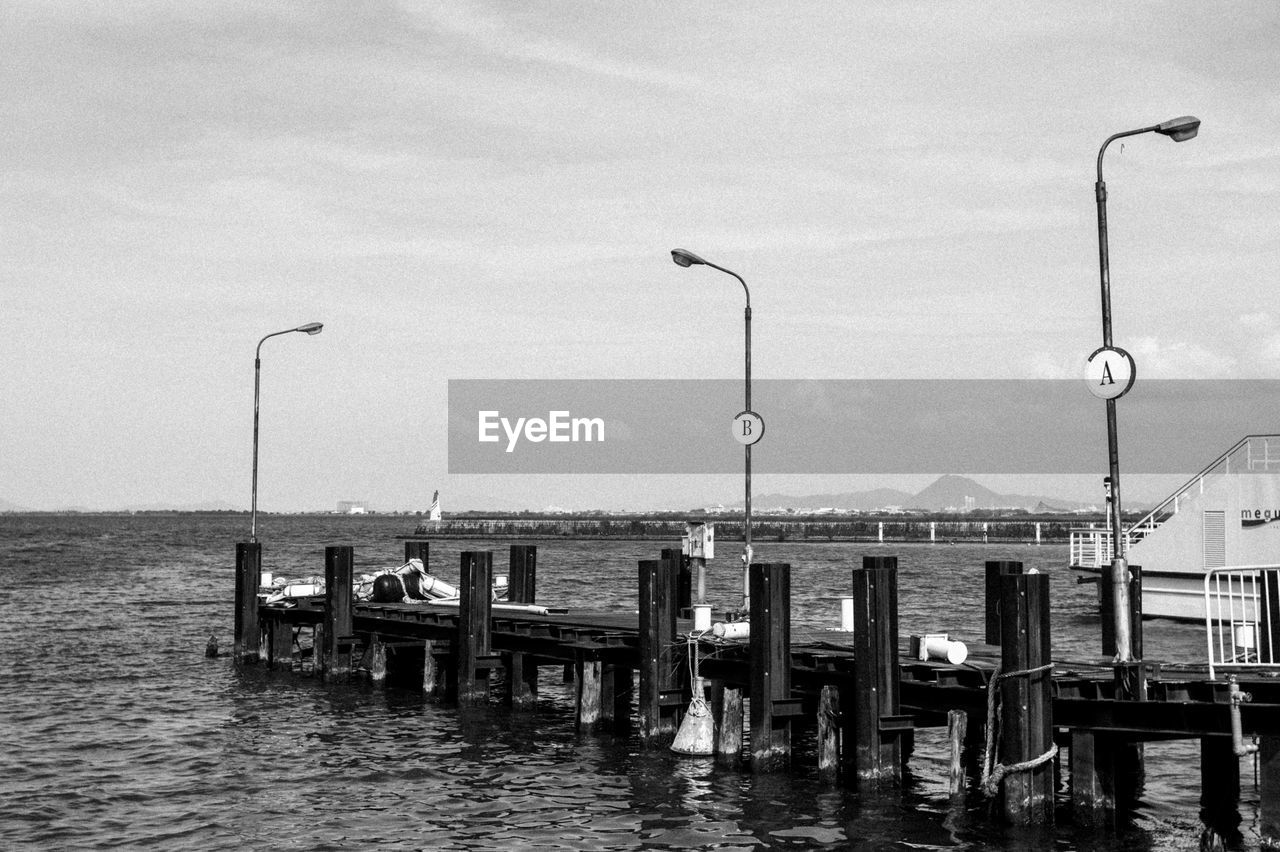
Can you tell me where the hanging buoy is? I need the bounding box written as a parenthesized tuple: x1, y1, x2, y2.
(671, 636, 716, 756)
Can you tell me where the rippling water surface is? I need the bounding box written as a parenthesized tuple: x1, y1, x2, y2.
(0, 514, 1261, 850)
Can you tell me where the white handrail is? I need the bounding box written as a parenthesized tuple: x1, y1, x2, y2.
(1203, 564, 1280, 679)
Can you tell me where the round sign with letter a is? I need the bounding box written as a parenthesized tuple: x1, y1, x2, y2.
(733, 410, 764, 446)
(1085, 346, 1136, 400)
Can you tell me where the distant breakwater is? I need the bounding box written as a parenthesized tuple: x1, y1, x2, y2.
(409, 516, 1090, 543)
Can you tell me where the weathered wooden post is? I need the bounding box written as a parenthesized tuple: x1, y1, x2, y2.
(1199, 737, 1242, 850)
(995, 570, 1053, 825)
(600, 665, 633, 732)
(1071, 728, 1117, 827)
(505, 544, 539, 706)
(849, 555, 908, 789)
(576, 653, 603, 732)
(404, 540, 429, 567)
(947, 709, 968, 798)
(662, 547, 692, 615)
(818, 685, 841, 784)
(508, 545, 537, 603)
(1260, 736, 1280, 849)
(750, 562, 796, 773)
(985, 560, 1022, 646)
(711, 681, 744, 767)
(423, 639, 445, 698)
(234, 542, 262, 664)
(267, 615, 293, 671)
(638, 557, 681, 744)
(368, 634, 387, 684)
(457, 551, 494, 706)
(321, 545, 354, 680)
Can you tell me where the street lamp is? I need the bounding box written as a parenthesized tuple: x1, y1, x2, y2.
(671, 248, 755, 609)
(1094, 115, 1199, 665)
(252, 321, 324, 542)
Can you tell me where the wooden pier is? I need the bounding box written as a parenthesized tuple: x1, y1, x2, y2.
(234, 541, 1280, 848)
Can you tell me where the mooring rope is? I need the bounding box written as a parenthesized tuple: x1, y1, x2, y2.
(979, 661, 1058, 797)
(685, 631, 711, 717)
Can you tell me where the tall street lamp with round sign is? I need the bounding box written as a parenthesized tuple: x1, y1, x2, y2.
(1092, 115, 1199, 666)
(672, 248, 760, 610)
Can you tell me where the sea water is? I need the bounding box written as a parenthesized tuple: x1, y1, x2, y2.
(0, 513, 1254, 850)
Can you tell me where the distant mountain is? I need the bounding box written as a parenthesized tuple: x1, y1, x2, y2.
(745, 475, 1090, 513)
(0, 497, 31, 512)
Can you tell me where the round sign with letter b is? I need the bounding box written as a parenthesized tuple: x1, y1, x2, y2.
(733, 410, 764, 446)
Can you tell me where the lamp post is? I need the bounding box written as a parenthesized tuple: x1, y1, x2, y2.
(1094, 115, 1199, 664)
(671, 248, 755, 609)
(252, 321, 324, 542)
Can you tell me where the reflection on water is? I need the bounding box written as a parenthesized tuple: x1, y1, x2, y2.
(0, 513, 1246, 850)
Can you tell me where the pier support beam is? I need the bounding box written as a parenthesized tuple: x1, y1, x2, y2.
(321, 545, 354, 680)
(997, 570, 1054, 825)
(712, 681, 744, 767)
(504, 544, 539, 707)
(1199, 737, 1242, 851)
(508, 545, 537, 603)
(1071, 729, 1118, 828)
(1260, 736, 1280, 849)
(750, 562, 793, 773)
(818, 685, 841, 784)
(576, 657, 603, 732)
(458, 551, 494, 706)
(422, 639, 450, 700)
(638, 557, 681, 745)
(267, 617, 293, 671)
(984, 560, 1021, 646)
(947, 710, 968, 798)
(404, 540, 429, 567)
(850, 556, 906, 790)
(234, 542, 262, 664)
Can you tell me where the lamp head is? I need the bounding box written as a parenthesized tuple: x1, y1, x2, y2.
(671, 248, 706, 268)
(1155, 115, 1200, 142)
(296, 322, 324, 335)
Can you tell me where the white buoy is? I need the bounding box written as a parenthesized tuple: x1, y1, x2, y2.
(259, 571, 273, 588)
(840, 596, 855, 632)
(919, 634, 968, 665)
(670, 677, 715, 756)
(693, 604, 713, 632)
(712, 621, 750, 639)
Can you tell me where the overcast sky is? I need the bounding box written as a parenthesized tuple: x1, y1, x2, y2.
(3, 2, 1278, 512)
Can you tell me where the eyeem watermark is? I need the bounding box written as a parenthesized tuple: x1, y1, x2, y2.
(478, 410, 605, 453)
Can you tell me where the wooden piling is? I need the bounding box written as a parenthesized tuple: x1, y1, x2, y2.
(577, 657, 604, 731)
(850, 555, 906, 789)
(638, 557, 681, 744)
(947, 709, 967, 798)
(1199, 737, 1242, 850)
(268, 617, 293, 671)
(1260, 736, 1280, 848)
(997, 570, 1053, 825)
(1071, 729, 1117, 827)
(504, 544, 539, 706)
(601, 665, 633, 731)
(404, 540, 429, 568)
(750, 562, 794, 773)
(984, 560, 1021, 646)
(712, 681, 744, 767)
(321, 545, 354, 680)
(818, 685, 841, 784)
(369, 635, 387, 684)
(457, 551, 494, 706)
(234, 542, 262, 664)
(662, 547, 692, 614)
(508, 545, 537, 603)
(423, 639, 444, 698)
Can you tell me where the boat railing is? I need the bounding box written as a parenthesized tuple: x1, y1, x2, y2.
(1203, 564, 1280, 680)
(1069, 525, 1115, 569)
(1130, 435, 1280, 549)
